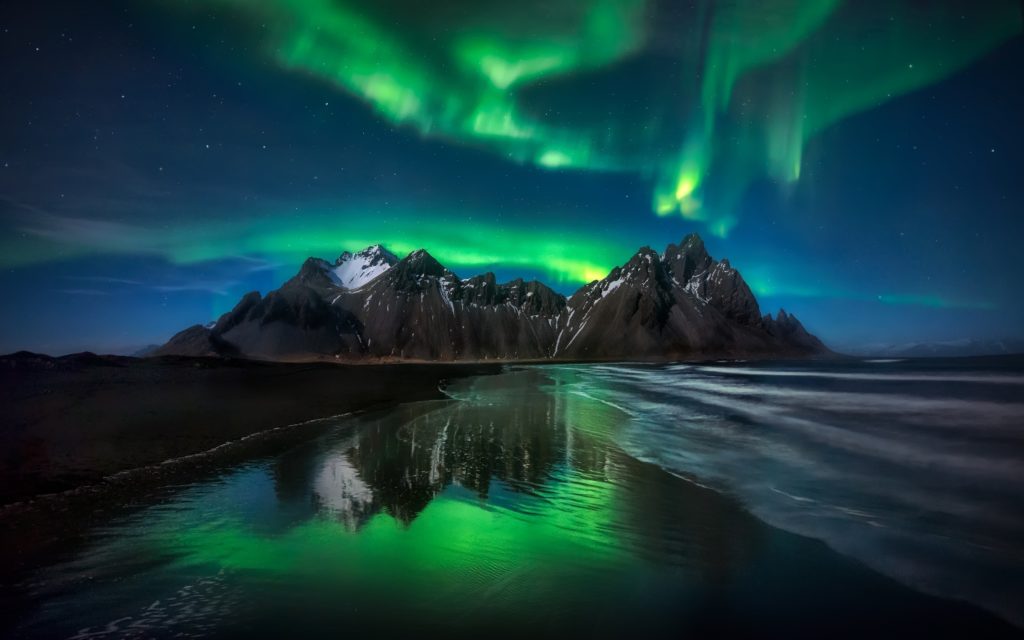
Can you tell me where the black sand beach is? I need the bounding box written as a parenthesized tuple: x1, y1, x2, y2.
(0, 352, 499, 505)
(2, 365, 1020, 638)
(0, 353, 499, 579)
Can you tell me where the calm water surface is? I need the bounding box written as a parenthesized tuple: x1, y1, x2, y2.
(10, 361, 1023, 638)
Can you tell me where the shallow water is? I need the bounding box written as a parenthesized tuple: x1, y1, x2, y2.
(564, 357, 1024, 627)
(8, 363, 1023, 638)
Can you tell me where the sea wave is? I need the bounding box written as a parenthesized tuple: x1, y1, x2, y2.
(556, 361, 1024, 627)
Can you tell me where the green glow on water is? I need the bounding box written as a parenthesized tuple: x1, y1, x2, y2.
(173, 494, 626, 593)
(148, 373, 639, 617)
(20, 367, 1020, 636)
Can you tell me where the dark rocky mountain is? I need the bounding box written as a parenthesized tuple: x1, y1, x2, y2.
(552, 234, 826, 359)
(155, 234, 827, 361)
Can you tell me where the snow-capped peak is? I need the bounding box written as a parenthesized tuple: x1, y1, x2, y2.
(326, 244, 398, 289)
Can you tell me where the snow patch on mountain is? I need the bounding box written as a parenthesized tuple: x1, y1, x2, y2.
(327, 244, 398, 289)
(601, 278, 623, 298)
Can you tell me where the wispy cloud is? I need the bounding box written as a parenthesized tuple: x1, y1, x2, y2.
(229, 254, 281, 273)
(16, 211, 169, 257)
(56, 275, 242, 297)
(63, 275, 145, 286)
(152, 281, 237, 296)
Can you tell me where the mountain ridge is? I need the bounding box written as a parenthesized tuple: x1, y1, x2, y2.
(155, 234, 828, 361)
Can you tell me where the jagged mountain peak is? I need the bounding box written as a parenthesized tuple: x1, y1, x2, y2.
(680, 232, 706, 251)
(499, 278, 566, 315)
(377, 249, 455, 293)
(586, 246, 675, 303)
(336, 243, 399, 266)
(452, 272, 566, 312)
(693, 258, 762, 326)
(630, 245, 660, 262)
(296, 257, 336, 286)
(156, 236, 828, 361)
(573, 244, 669, 305)
(326, 244, 400, 289)
(616, 246, 662, 279)
(764, 308, 826, 352)
(400, 248, 448, 277)
(664, 233, 713, 283)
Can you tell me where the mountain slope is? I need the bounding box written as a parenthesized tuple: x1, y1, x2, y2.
(157, 248, 565, 360)
(554, 234, 825, 359)
(155, 234, 827, 361)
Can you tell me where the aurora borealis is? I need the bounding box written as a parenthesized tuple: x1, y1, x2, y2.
(1, 0, 1022, 353)
(160, 0, 1021, 234)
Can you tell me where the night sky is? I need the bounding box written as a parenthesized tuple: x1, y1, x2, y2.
(1, 1, 1022, 354)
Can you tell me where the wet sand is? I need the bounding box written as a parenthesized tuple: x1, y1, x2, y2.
(0, 352, 499, 506)
(4, 367, 1019, 638)
(0, 352, 500, 581)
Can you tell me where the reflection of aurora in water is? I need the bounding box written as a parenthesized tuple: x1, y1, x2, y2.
(13, 369, 1017, 637)
(280, 369, 750, 562)
(165, 0, 1020, 235)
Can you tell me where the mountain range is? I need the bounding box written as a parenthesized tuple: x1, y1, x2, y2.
(155, 234, 827, 361)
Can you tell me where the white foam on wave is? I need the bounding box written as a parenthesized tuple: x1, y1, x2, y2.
(659, 376, 1024, 431)
(579, 365, 1024, 527)
(770, 486, 817, 503)
(566, 362, 1024, 627)
(568, 389, 635, 417)
(695, 366, 1024, 385)
(663, 386, 1022, 480)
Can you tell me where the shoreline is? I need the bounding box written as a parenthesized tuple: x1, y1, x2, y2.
(0, 354, 501, 505)
(2, 357, 1021, 636)
(6, 364, 1021, 638)
(0, 410, 354, 512)
(0, 354, 501, 577)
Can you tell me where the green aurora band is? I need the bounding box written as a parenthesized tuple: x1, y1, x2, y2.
(166, 0, 1020, 236)
(9, 205, 989, 312)
(11, 207, 625, 284)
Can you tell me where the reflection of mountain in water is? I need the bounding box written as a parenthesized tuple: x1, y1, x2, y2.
(311, 451, 376, 530)
(18, 367, 1021, 639)
(310, 371, 572, 527)
(284, 368, 766, 586)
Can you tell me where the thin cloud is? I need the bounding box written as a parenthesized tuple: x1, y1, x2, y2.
(63, 275, 145, 286)
(152, 281, 237, 296)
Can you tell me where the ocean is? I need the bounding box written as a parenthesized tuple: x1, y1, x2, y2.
(8, 358, 1023, 637)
